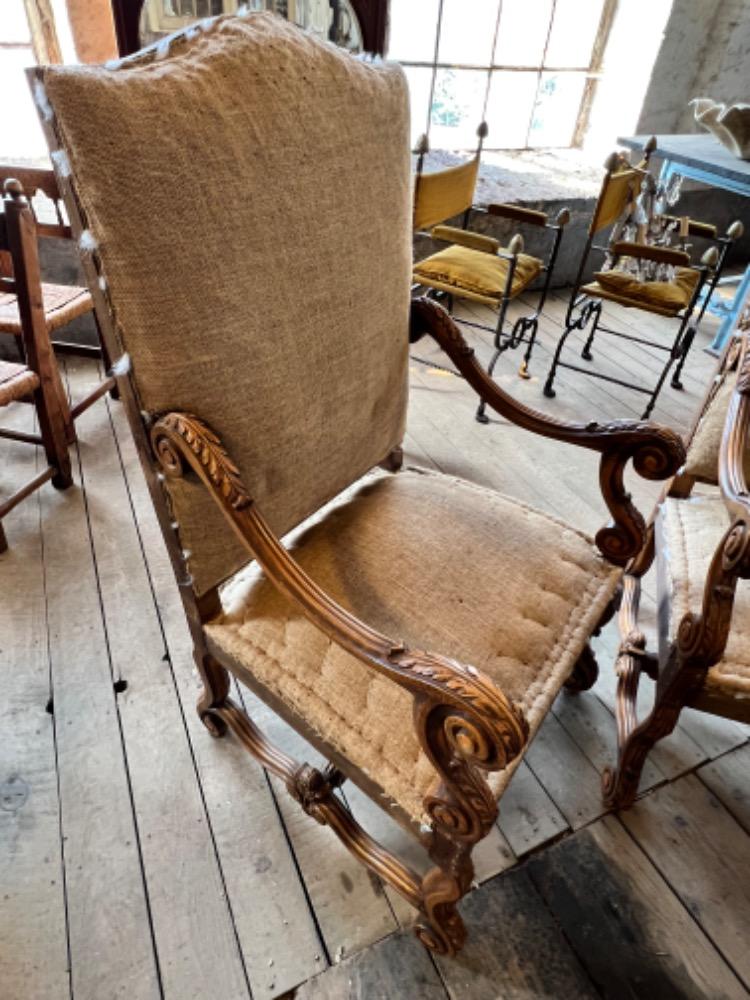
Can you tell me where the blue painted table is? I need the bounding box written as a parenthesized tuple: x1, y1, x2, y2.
(619, 133, 750, 354)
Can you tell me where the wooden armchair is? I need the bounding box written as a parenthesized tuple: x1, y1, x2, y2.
(0, 179, 115, 551)
(543, 149, 742, 419)
(604, 310, 750, 809)
(33, 11, 685, 955)
(410, 125, 569, 403)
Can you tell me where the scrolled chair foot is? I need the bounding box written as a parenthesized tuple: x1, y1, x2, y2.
(414, 866, 468, 956)
(543, 380, 556, 399)
(198, 704, 228, 738)
(581, 347, 594, 361)
(518, 359, 531, 380)
(564, 642, 599, 694)
(671, 376, 684, 391)
(601, 761, 640, 811)
(196, 653, 231, 738)
(475, 405, 490, 424)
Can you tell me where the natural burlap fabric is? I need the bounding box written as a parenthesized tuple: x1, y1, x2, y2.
(207, 468, 621, 823)
(41, 12, 411, 595)
(685, 375, 750, 483)
(658, 494, 750, 700)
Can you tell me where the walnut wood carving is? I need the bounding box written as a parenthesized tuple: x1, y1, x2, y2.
(150, 411, 528, 954)
(410, 296, 686, 566)
(604, 327, 750, 809)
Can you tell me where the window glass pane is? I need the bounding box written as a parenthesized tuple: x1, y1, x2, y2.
(544, 0, 604, 67)
(437, 0, 499, 67)
(528, 71, 586, 146)
(403, 65, 434, 147)
(484, 70, 538, 148)
(429, 68, 488, 149)
(494, 0, 553, 67)
(0, 0, 31, 43)
(388, 0, 440, 63)
(1, 47, 48, 160)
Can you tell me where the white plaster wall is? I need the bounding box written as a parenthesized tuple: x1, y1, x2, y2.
(637, 0, 750, 134)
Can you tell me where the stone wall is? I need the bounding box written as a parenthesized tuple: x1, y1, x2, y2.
(638, 0, 750, 135)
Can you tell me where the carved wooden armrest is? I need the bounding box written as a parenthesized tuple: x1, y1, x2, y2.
(610, 241, 691, 268)
(150, 412, 529, 838)
(430, 225, 500, 256)
(410, 297, 686, 567)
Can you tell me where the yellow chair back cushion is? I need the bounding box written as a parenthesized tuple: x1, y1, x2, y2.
(413, 157, 479, 231)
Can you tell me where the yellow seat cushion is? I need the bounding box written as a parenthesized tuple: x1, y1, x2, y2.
(206, 467, 620, 825)
(413, 244, 542, 301)
(591, 267, 699, 315)
(658, 494, 750, 701)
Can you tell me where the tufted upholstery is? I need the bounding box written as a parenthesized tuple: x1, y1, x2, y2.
(41, 12, 412, 596)
(657, 494, 750, 700)
(206, 468, 620, 823)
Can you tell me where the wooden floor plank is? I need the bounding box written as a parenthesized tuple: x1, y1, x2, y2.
(106, 392, 324, 999)
(522, 712, 606, 830)
(39, 382, 161, 1000)
(698, 745, 750, 833)
(620, 774, 750, 991)
(68, 360, 252, 1000)
(495, 760, 570, 858)
(295, 931, 448, 1000)
(435, 867, 599, 1000)
(528, 813, 746, 999)
(241, 688, 400, 963)
(0, 404, 69, 1000)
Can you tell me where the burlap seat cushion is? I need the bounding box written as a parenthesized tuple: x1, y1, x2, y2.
(684, 376, 750, 483)
(658, 495, 750, 700)
(413, 245, 542, 301)
(0, 283, 92, 335)
(206, 468, 620, 824)
(0, 360, 39, 406)
(41, 13, 411, 597)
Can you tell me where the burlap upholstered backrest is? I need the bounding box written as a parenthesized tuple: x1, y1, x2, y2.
(39, 13, 411, 596)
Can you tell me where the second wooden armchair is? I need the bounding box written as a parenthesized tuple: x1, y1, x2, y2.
(35, 11, 684, 956)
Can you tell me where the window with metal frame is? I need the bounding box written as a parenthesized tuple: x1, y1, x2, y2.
(389, 0, 616, 150)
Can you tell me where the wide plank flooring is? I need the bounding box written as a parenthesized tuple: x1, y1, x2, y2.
(1, 290, 748, 999)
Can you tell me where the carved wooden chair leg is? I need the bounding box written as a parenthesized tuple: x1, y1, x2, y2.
(196, 652, 232, 738)
(415, 837, 473, 956)
(564, 641, 599, 693)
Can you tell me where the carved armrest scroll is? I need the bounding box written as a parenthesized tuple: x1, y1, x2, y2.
(410, 297, 686, 567)
(151, 412, 529, 839)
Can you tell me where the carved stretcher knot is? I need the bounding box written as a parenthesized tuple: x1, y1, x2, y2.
(287, 763, 341, 824)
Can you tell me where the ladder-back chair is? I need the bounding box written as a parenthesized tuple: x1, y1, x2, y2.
(0, 165, 114, 373)
(605, 309, 750, 807)
(0, 179, 115, 550)
(543, 149, 741, 419)
(34, 11, 685, 954)
(411, 126, 569, 418)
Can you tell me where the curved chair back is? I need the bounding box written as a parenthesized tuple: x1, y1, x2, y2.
(36, 12, 412, 597)
(413, 123, 486, 232)
(589, 154, 645, 236)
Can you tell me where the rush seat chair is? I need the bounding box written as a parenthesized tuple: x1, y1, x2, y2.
(0, 164, 115, 376)
(410, 126, 569, 414)
(543, 150, 741, 419)
(0, 179, 115, 551)
(34, 11, 684, 954)
(604, 314, 750, 808)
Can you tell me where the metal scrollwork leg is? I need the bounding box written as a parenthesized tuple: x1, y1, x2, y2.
(581, 301, 602, 360)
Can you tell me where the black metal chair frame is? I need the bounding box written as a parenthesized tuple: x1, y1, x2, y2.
(543, 152, 740, 420)
(410, 126, 568, 420)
